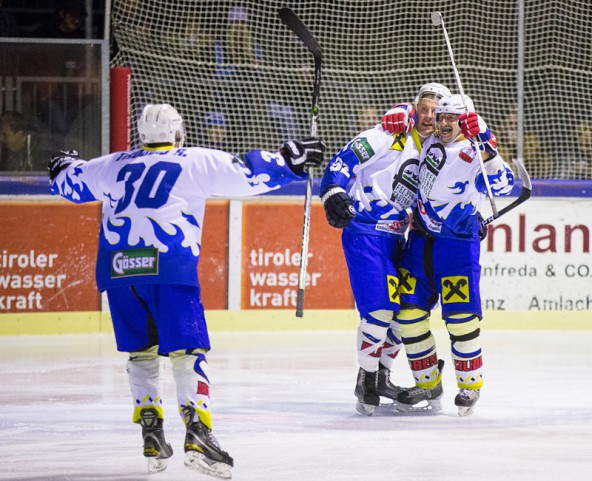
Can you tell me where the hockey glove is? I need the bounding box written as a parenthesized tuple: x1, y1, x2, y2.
(321, 186, 356, 228)
(477, 212, 488, 241)
(458, 112, 498, 156)
(48, 150, 81, 182)
(381, 103, 416, 134)
(281, 138, 325, 175)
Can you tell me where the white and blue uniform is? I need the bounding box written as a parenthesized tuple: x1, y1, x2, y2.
(321, 125, 422, 373)
(397, 133, 514, 393)
(401, 134, 514, 317)
(51, 146, 305, 352)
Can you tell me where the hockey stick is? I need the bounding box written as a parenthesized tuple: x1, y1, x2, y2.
(431, 11, 499, 218)
(278, 7, 322, 318)
(480, 157, 532, 227)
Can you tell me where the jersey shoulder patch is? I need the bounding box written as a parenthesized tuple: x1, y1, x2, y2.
(390, 133, 406, 151)
(350, 137, 375, 163)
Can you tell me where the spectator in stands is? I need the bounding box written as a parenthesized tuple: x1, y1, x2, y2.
(565, 120, 592, 179)
(0, 110, 52, 171)
(0, 0, 19, 37)
(268, 102, 301, 143)
(355, 105, 379, 133)
(212, 6, 263, 150)
(497, 106, 552, 179)
(202, 111, 227, 150)
(32, 0, 86, 39)
(213, 6, 262, 78)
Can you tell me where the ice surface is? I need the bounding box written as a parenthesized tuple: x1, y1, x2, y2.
(1, 328, 591, 481)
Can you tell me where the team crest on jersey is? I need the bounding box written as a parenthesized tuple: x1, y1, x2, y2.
(387, 275, 400, 304)
(391, 158, 419, 209)
(111, 248, 159, 278)
(397, 268, 416, 295)
(350, 138, 375, 163)
(390, 133, 406, 151)
(441, 276, 470, 303)
(459, 146, 474, 163)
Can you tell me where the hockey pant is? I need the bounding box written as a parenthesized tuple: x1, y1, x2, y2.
(397, 308, 483, 390)
(357, 309, 403, 372)
(127, 346, 213, 430)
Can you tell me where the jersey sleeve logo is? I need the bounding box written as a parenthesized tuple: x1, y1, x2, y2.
(350, 138, 375, 164)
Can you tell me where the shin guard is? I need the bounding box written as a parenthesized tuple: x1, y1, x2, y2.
(398, 309, 441, 389)
(127, 345, 165, 423)
(357, 310, 395, 372)
(170, 349, 213, 430)
(446, 314, 484, 390)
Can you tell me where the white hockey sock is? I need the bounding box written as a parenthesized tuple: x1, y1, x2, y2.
(170, 349, 213, 429)
(127, 345, 165, 423)
(357, 310, 394, 372)
(379, 320, 404, 370)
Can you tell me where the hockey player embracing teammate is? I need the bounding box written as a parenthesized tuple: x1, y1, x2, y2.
(320, 83, 451, 415)
(394, 94, 514, 416)
(48, 103, 325, 478)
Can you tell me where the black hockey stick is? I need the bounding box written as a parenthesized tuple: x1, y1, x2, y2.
(278, 7, 322, 318)
(480, 158, 532, 227)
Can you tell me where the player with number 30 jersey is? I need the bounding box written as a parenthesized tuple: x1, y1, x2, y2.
(49, 103, 324, 479)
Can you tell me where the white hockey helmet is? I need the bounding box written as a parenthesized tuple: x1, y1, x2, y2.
(414, 82, 451, 105)
(435, 94, 475, 117)
(138, 103, 185, 147)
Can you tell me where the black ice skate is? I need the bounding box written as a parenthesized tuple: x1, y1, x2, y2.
(139, 408, 173, 473)
(396, 359, 445, 414)
(376, 363, 409, 406)
(182, 406, 234, 480)
(354, 368, 380, 416)
(455, 388, 480, 417)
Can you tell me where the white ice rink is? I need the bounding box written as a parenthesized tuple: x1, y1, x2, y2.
(1, 327, 591, 481)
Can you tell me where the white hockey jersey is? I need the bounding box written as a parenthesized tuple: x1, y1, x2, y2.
(50, 146, 305, 291)
(321, 125, 422, 236)
(416, 134, 514, 239)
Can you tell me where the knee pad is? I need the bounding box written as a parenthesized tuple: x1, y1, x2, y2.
(397, 308, 430, 340)
(445, 314, 480, 342)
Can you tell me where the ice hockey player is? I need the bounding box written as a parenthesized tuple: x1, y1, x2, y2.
(320, 83, 450, 415)
(394, 94, 514, 416)
(48, 103, 325, 478)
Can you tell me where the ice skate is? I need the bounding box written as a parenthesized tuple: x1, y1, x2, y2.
(396, 359, 445, 414)
(354, 368, 380, 416)
(139, 408, 173, 473)
(455, 388, 480, 417)
(182, 407, 234, 480)
(376, 363, 409, 407)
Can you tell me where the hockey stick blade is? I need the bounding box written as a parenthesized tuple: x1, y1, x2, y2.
(278, 7, 322, 61)
(481, 158, 532, 227)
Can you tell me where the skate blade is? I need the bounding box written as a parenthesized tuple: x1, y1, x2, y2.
(185, 451, 232, 480)
(457, 405, 475, 417)
(355, 401, 376, 416)
(147, 457, 168, 473)
(395, 398, 442, 414)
